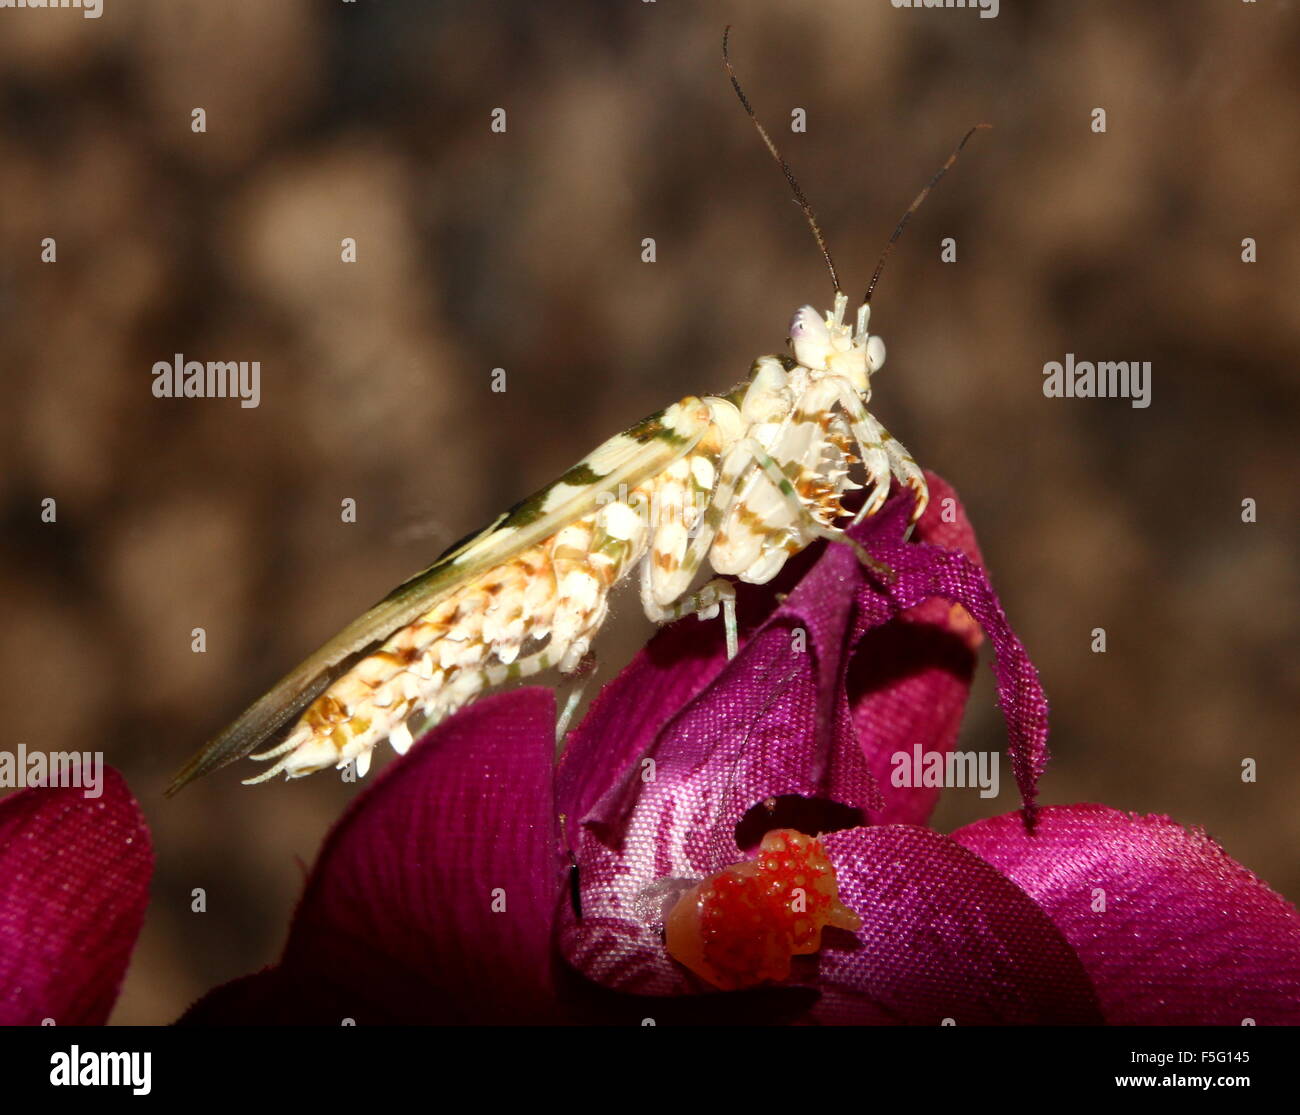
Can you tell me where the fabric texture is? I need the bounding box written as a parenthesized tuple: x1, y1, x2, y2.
(0, 768, 152, 1025)
(171, 474, 1300, 1024)
(5, 475, 1294, 1026)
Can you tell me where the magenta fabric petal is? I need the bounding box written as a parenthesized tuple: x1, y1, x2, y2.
(560, 614, 864, 998)
(844, 605, 979, 825)
(814, 825, 1102, 1024)
(560, 476, 1050, 995)
(555, 598, 734, 828)
(183, 690, 563, 1024)
(184, 474, 1051, 1022)
(953, 804, 1300, 1025)
(842, 492, 1049, 823)
(0, 768, 152, 1025)
(844, 473, 986, 824)
(557, 474, 995, 829)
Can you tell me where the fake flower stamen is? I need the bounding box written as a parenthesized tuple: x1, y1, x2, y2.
(665, 828, 860, 990)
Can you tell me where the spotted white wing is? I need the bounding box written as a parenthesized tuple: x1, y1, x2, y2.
(166, 398, 711, 794)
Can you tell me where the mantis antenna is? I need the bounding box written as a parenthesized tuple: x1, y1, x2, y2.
(864, 123, 991, 306)
(722, 25, 841, 296)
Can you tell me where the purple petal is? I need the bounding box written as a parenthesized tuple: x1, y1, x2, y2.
(0, 768, 152, 1025)
(851, 497, 1049, 823)
(954, 804, 1300, 1024)
(815, 825, 1102, 1023)
(844, 474, 987, 823)
(555, 598, 734, 828)
(560, 614, 853, 997)
(556, 477, 979, 828)
(562, 475, 1038, 840)
(183, 689, 562, 1024)
(845, 607, 980, 824)
(560, 605, 871, 998)
(560, 476, 1050, 994)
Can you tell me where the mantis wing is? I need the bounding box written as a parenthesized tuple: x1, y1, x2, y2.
(166, 399, 710, 794)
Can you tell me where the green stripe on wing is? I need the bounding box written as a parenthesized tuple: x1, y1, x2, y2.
(165, 399, 709, 794)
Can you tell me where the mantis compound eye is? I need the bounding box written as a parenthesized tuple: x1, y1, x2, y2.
(789, 306, 833, 370)
(866, 334, 886, 374)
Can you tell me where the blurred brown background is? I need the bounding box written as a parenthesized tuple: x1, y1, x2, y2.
(0, 0, 1296, 1024)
